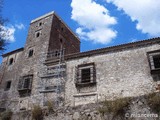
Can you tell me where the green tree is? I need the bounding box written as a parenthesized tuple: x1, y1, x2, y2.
(0, 0, 8, 53)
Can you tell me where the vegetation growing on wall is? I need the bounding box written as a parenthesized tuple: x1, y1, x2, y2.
(98, 97, 131, 117)
(46, 100, 54, 113)
(0, 109, 13, 120)
(147, 92, 160, 114)
(32, 105, 43, 120)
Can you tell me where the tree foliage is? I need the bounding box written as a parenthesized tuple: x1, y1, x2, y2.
(0, 0, 8, 53)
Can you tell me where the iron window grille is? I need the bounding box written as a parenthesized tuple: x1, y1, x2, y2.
(75, 63, 96, 87)
(148, 50, 160, 81)
(17, 75, 33, 97)
(148, 50, 160, 74)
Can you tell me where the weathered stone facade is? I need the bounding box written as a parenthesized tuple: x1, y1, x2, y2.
(0, 11, 160, 114)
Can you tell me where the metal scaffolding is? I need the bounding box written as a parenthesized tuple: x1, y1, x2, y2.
(38, 43, 66, 107)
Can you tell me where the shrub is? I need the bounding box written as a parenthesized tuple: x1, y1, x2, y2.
(32, 105, 43, 120)
(0, 109, 13, 120)
(98, 97, 131, 116)
(147, 92, 160, 113)
(47, 100, 54, 113)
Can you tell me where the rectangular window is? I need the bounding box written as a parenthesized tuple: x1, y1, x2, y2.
(5, 81, 11, 91)
(148, 50, 160, 82)
(18, 75, 33, 90)
(28, 49, 34, 57)
(148, 50, 160, 74)
(75, 63, 96, 87)
(35, 30, 41, 38)
(18, 75, 33, 97)
(8, 58, 14, 65)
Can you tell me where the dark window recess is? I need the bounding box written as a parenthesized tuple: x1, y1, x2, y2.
(81, 68, 90, 83)
(60, 38, 63, 43)
(36, 32, 40, 38)
(61, 27, 64, 31)
(5, 81, 11, 91)
(153, 55, 160, 69)
(9, 58, 14, 65)
(39, 22, 42, 26)
(28, 49, 34, 57)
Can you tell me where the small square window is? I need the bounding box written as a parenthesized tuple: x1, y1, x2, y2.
(39, 22, 42, 26)
(9, 58, 14, 65)
(55, 50, 60, 57)
(5, 81, 11, 91)
(35, 30, 41, 38)
(36, 32, 40, 38)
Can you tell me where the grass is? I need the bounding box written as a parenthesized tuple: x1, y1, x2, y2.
(46, 100, 54, 113)
(0, 109, 13, 120)
(98, 97, 131, 117)
(147, 92, 160, 114)
(32, 105, 43, 120)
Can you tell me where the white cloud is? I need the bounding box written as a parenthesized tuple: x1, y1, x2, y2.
(0, 23, 25, 42)
(15, 23, 25, 30)
(71, 0, 117, 44)
(0, 25, 16, 42)
(106, 0, 160, 36)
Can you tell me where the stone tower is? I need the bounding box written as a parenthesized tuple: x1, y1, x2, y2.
(0, 11, 80, 111)
(25, 11, 80, 58)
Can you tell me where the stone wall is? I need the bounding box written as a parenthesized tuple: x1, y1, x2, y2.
(9, 94, 160, 120)
(65, 43, 160, 106)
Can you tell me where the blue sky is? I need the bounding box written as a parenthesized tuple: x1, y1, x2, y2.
(1, 0, 160, 57)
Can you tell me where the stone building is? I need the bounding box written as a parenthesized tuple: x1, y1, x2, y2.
(0, 11, 160, 112)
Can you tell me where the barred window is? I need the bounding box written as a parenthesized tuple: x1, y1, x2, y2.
(148, 50, 160, 80)
(75, 63, 96, 86)
(148, 50, 160, 73)
(18, 75, 33, 97)
(81, 68, 91, 83)
(153, 55, 160, 69)
(18, 75, 33, 90)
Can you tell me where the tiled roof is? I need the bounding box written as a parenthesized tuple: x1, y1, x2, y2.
(2, 48, 24, 57)
(45, 37, 160, 65)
